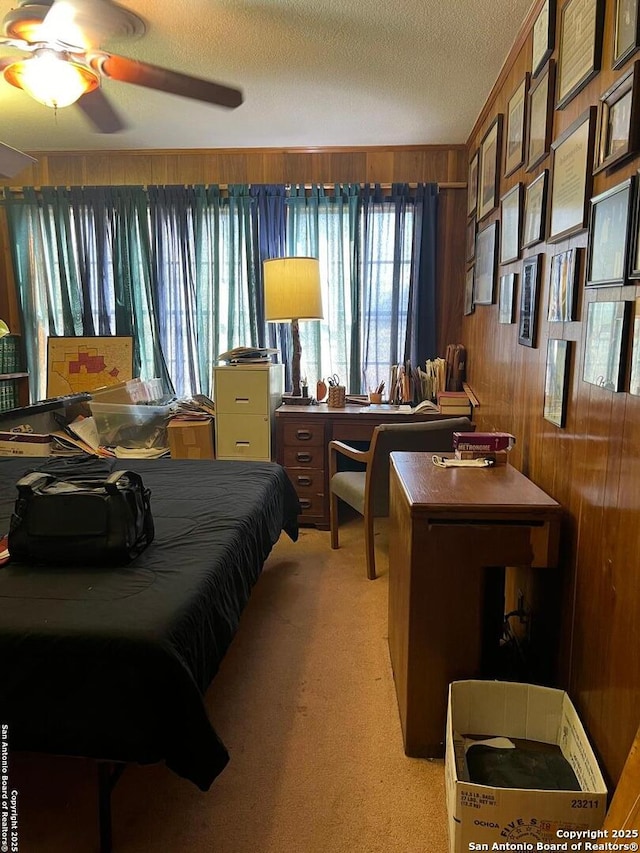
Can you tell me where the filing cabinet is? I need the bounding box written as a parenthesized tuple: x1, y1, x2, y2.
(214, 363, 284, 461)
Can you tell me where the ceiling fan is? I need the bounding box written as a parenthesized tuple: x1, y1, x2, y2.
(0, 0, 244, 133)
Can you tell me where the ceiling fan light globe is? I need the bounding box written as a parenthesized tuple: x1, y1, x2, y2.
(4, 50, 98, 108)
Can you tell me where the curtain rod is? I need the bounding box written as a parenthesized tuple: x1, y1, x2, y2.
(2, 181, 466, 193)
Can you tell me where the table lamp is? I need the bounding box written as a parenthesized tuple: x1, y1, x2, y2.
(263, 257, 323, 399)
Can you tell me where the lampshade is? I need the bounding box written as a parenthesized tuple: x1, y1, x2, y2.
(4, 50, 99, 109)
(0, 320, 9, 339)
(263, 257, 323, 321)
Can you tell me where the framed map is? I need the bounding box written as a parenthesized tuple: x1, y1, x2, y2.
(46, 336, 134, 398)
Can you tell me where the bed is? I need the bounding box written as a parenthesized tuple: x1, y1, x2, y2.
(0, 455, 300, 793)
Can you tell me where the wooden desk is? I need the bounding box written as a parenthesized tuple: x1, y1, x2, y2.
(275, 403, 454, 528)
(387, 452, 562, 759)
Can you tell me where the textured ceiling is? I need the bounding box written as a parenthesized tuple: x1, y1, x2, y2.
(0, 0, 533, 153)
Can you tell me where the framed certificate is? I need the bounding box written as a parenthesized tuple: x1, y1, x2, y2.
(504, 76, 529, 176)
(526, 61, 556, 171)
(557, 0, 605, 110)
(613, 0, 640, 69)
(478, 116, 503, 221)
(548, 108, 597, 242)
(532, 0, 556, 78)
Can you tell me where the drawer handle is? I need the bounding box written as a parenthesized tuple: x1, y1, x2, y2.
(296, 429, 312, 440)
(296, 452, 312, 463)
(297, 475, 312, 486)
(235, 441, 250, 447)
(299, 499, 312, 510)
(235, 397, 250, 404)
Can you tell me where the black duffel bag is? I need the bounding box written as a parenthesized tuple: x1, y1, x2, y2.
(8, 469, 154, 566)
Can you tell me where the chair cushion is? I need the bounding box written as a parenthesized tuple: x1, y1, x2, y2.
(330, 471, 366, 515)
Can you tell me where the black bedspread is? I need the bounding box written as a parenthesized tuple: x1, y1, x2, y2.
(0, 456, 300, 790)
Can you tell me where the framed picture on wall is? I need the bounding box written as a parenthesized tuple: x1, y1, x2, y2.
(466, 217, 476, 264)
(628, 168, 640, 278)
(613, 0, 640, 69)
(548, 248, 580, 321)
(464, 267, 475, 316)
(586, 177, 634, 287)
(523, 170, 548, 248)
(527, 61, 556, 171)
(467, 150, 479, 217)
(630, 298, 640, 395)
(505, 76, 529, 177)
(499, 273, 517, 323)
(583, 300, 630, 390)
(500, 184, 522, 264)
(46, 335, 134, 398)
(556, 0, 605, 110)
(474, 221, 499, 305)
(548, 108, 597, 242)
(478, 115, 503, 221)
(544, 339, 572, 427)
(594, 62, 640, 173)
(518, 255, 542, 347)
(532, 0, 556, 77)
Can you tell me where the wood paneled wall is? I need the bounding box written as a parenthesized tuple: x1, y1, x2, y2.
(0, 145, 467, 348)
(464, 0, 640, 789)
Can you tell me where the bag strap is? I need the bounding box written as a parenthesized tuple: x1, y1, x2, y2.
(15, 472, 55, 496)
(104, 470, 145, 495)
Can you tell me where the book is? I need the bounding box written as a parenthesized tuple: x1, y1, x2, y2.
(439, 405, 472, 415)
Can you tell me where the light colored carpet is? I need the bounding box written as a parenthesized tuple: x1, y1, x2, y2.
(11, 518, 449, 852)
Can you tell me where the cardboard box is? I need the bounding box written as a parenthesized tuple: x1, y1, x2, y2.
(445, 681, 607, 853)
(167, 418, 215, 459)
(0, 431, 52, 457)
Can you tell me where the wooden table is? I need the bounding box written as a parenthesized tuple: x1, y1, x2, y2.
(387, 452, 562, 758)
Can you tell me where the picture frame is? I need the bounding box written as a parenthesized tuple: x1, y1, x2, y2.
(478, 115, 503, 221)
(586, 177, 634, 287)
(630, 297, 640, 395)
(594, 61, 640, 173)
(556, 0, 605, 110)
(526, 61, 556, 171)
(523, 170, 548, 248)
(46, 335, 134, 398)
(548, 108, 597, 243)
(532, 0, 556, 78)
(500, 184, 522, 264)
(499, 273, 517, 323)
(504, 75, 529, 177)
(518, 254, 542, 347)
(628, 167, 640, 278)
(548, 248, 581, 321)
(613, 0, 640, 70)
(467, 150, 479, 218)
(474, 221, 499, 305)
(544, 339, 572, 427)
(582, 300, 630, 390)
(466, 217, 476, 264)
(464, 267, 475, 316)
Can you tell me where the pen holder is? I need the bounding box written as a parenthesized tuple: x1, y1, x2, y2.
(369, 392, 383, 404)
(327, 385, 346, 408)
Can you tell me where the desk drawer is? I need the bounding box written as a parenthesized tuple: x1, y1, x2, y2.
(282, 422, 325, 447)
(283, 446, 325, 469)
(332, 422, 375, 443)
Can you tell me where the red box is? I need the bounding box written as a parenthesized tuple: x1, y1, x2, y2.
(453, 432, 515, 452)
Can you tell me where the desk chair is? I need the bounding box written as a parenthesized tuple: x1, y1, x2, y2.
(329, 416, 473, 580)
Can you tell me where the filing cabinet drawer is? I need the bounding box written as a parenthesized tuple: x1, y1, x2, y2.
(216, 415, 270, 460)
(215, 370, 269, 414)
(282, 422, 325, 447)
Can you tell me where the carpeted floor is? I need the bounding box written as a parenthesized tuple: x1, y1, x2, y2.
(11, 517, 449, 853)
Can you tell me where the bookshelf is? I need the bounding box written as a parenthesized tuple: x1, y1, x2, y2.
(0, 335, 29, 411)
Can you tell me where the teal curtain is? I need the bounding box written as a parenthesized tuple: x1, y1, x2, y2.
(287, 184, 360, 392)
(149, 184, 257, 398)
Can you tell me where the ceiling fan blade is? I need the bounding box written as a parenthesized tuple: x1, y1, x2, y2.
(76, 87, 126, 133)
(0, 142, 37, 178)
(89, 51, 244, 109)
(41, 0, 144, 50)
